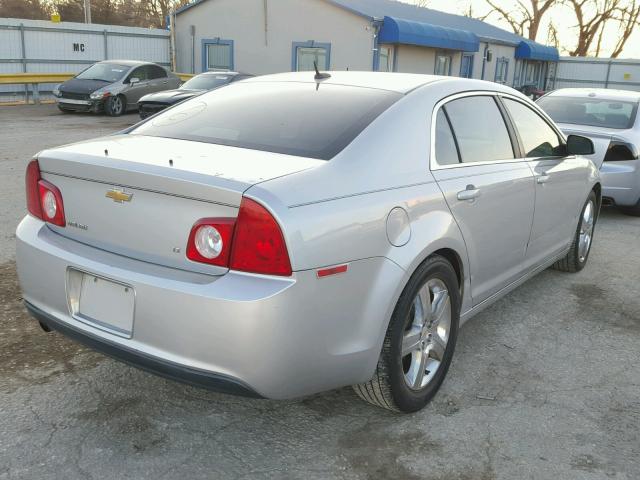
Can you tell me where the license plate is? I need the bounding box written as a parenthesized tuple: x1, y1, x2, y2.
(67, 269, 135, 338)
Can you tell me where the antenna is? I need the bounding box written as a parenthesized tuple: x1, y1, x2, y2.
(313, 60, 331, 81)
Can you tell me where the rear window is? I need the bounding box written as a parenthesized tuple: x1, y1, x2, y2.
(130, 82, 402, 160)
(537, 96, 638, 130)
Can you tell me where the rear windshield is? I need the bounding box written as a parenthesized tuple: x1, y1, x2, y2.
(130, 82, 401, 159)
(181, 74, 234, 90)
(537, 96, 638, 130)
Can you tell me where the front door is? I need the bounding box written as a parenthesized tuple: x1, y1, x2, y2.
(432, 94, 536, 305)
(500, 97, 589, 265)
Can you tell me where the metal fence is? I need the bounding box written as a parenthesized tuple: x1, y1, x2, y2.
(0, 17, 170, 102)
(549, 56, 640, 92)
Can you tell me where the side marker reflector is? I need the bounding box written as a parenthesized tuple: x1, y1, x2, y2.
(316, 264, 349, 278)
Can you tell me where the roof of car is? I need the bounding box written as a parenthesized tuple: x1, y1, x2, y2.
(98, 59, 155, 67)
(243, 71, 517, 95)
(546, 88, 640, 102)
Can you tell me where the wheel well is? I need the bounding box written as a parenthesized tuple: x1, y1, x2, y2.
(592, 182, 602, 215)
(431, 248, 463, 290)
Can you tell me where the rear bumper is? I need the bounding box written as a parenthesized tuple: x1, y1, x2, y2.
(16, 215, 405, 399)
(600, 160, 640, 207)
(25, 300, 261, 397)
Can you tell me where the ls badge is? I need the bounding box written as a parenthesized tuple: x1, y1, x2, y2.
(106, 188, 133, 203)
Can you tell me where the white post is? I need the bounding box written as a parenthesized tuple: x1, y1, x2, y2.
(84, 0, 92, 23)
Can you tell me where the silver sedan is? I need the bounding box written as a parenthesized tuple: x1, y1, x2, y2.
(16, 72, 600, 412)
(538, 88, 640, 216)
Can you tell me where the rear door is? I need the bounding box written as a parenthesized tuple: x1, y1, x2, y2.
(147, 64, 171, 92)
(431, 94, 536, 305)
(500, 96, 589, 265)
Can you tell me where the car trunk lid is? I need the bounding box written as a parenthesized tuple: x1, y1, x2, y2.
(37, 134, 322, 275)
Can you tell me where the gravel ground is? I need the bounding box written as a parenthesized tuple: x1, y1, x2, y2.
(0, 104, 639, 480)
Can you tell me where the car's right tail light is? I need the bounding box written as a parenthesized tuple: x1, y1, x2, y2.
(25, 159, 66, 227)
(604, 141, 639, 162)
(186, 197, 292, 276)
(229, 198, 292, 276)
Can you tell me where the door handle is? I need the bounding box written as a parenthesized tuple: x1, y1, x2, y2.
(536, 172, 550, 184)
(457, 185, 481, 201)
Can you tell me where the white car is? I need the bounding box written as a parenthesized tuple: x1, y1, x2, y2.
(538, 88, 640, 216)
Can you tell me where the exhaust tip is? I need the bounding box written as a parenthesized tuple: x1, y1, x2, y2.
(39, 321, 53, 333)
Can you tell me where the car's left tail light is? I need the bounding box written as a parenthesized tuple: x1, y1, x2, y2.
(25, 159, 66, 227)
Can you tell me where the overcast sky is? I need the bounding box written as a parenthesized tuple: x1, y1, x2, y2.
(404, 0, 640, 59)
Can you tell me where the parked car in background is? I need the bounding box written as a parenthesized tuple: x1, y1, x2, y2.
(53, 60, 181, 116)
(538, 89, 640, 216)
(17, 73, 599, 413)
(138, 71, 253, 119)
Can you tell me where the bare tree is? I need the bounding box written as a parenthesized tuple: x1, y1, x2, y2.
(567, 0, 621, 56)
(484, 0, 556, 40)
(609, 1, 640, 57)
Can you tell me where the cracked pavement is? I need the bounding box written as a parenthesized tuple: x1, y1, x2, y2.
(1, 105, 639, 479)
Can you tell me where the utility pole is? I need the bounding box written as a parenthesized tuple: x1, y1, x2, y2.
(84, 0, 92, 23)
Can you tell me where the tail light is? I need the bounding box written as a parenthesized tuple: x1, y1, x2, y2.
(186, 218, 235, 267)
(25, 159, 66, 227)
(186, 197, 292, 276)
(604, 141, 639, 162)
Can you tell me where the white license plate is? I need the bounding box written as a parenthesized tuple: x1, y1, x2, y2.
(67, 269, 135, 338)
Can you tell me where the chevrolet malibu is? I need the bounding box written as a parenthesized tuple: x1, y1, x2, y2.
(17, 72, 600, 413)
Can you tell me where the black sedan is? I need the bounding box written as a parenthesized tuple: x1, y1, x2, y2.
(137, 71, 252, 119)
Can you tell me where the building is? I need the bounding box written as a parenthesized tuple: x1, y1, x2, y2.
(173, 0, 559, 88)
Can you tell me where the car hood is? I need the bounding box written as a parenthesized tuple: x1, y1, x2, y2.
(59, 78, 111, 94)
(556, 123, 632, 169)
(139, 89, 203, 104)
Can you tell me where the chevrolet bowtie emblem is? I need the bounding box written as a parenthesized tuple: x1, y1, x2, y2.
(105, 189, 133, 203)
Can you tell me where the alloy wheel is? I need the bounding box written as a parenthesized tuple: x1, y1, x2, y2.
(402, 278, 451, 390)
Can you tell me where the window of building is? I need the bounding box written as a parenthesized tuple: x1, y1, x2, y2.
(292, 41, 330, 71)
(460, 53, 474, 78)
(434, 54, 452, 76)
(443, 96, 515, 163)
(434, 109, 460, 166)
(503, 98, 563, 157)
(495, 57, 509, 83)
(202, 39, 234, 71)
(378, 46, 391, 72)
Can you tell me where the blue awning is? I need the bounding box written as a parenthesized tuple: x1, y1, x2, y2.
(379, 16, 479, 52)
(515, 40, 559, 61)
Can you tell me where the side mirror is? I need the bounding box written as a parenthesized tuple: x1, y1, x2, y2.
(129, 77, 140, 85)
(566, 135, 595, 156)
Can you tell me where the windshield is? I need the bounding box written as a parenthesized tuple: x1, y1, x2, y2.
(181, 74, 234, 90)
(537, 96, 638, 129)
(75, 63, 129, 83)
(131, 82, 401, 160)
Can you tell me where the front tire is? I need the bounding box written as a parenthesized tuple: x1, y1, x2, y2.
(353, 255, 460, 413)
(105, 95, 125, 116)
(553, 191, 598, 272)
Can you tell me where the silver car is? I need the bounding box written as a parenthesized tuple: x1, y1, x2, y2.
(17, 73, 600, 412)
(538, 88, 640, 216)
(53, 60, 181, 116)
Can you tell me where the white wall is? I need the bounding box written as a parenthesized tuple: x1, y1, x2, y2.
(175, 0, 374, 74)
(472, 42, 516, 85)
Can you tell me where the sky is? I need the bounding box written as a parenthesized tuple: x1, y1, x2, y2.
(404, 0, 640, 59)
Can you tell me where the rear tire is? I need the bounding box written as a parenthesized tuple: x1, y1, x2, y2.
(553, 191, 597, 273)
(105, 95, 125, 116)
(353, 255, 460, 413)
